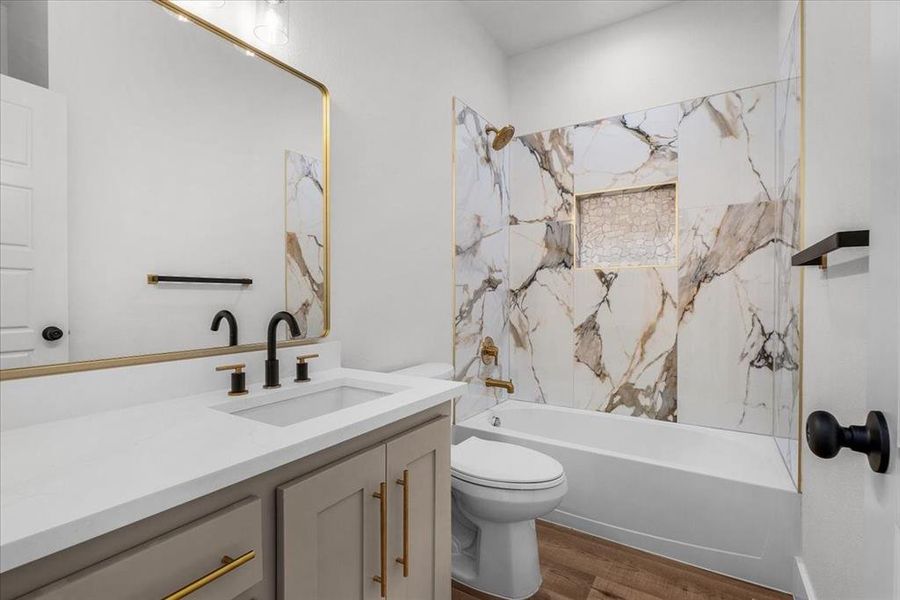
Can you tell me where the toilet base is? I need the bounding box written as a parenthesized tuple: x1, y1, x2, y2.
(451, 493, 544, 600)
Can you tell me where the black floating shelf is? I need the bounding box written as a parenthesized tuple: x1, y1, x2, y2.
(791, 230, 869, 267)
(147, 274, 253, 285)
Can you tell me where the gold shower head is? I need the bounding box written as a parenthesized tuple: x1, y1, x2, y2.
(485, 124, 516, 151)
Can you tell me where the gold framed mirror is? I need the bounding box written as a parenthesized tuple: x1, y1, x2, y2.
(0, 0, 329, 380)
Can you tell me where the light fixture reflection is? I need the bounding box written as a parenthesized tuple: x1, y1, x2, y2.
(254, 0, 289, 46)
(180, 0, 226, 9)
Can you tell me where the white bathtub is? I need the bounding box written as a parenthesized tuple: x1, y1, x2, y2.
(454, 400, 800, 592)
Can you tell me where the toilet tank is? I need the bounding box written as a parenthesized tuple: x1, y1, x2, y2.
(391, 362, 454, 380)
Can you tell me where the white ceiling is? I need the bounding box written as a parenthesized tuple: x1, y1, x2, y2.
(461, 0, 679, 56)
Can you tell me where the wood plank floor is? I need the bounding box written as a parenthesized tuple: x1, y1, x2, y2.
(451, 521, 791, 600)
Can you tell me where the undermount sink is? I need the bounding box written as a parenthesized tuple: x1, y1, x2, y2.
(213, 378, 409, 427)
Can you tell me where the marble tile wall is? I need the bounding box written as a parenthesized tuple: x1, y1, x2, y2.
(285, 151, 326, 338)
(676, 83, 778, 434)
(506, 82, 795, 438)
(453, 74, 800, 460)
(452, 99, 510, 421)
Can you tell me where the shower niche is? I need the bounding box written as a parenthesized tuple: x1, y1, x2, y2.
(574, 182, 678, 270)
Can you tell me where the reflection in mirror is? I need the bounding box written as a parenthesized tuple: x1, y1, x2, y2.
(0, 0, 328, 374)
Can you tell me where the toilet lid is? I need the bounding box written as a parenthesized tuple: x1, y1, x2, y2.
(451, 437, 564, 488)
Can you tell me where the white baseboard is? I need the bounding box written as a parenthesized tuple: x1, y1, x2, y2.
(793, 556, 817, 600)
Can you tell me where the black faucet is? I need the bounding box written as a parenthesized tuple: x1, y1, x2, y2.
(265, 311, 301, 388)
(210, 309, 238, 346)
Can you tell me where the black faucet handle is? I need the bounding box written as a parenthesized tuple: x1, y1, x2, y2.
(216, 363, 248, 396)
(295, 354, 319, 382)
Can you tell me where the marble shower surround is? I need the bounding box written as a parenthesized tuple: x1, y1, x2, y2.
(503, 81, 797, 437)
(285, 151, 326, 338)
(453, 82, 800, 456)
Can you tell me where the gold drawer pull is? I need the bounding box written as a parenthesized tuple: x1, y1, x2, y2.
(395, 469, 409, 577)
(372, 482, 388, 598)
(162, 549, 255, 600)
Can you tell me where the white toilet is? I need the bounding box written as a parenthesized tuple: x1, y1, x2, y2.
(391, 364, 568, 600)
(450, 437, 567, 599)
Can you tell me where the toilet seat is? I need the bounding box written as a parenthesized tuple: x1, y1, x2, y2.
(451, 437, 565, 491)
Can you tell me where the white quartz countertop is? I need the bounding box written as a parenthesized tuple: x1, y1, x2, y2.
(0, 368, 464, 572)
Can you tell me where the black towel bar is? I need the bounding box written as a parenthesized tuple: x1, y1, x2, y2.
(791, 230, 869, 268)
(147, 274, 253, 285)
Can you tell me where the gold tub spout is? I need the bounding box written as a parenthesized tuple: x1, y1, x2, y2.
(485, 378, 514, 394)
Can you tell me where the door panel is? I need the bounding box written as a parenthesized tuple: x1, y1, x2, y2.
(386, 417, 451, 600)
(278, 445, 385, 600)
(0, 74, 67, 368)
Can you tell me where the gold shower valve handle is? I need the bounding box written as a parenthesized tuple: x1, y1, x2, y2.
(480, 337, 499, 365)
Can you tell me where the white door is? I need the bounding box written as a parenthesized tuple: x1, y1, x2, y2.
(863, 1, 899, 598)
(0, 73, 68, 368)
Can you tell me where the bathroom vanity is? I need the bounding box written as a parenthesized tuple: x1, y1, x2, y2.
(0, 353, 463, 600)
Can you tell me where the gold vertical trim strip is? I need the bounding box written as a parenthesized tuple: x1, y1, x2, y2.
(450, 98, 458, 424)
(1, 0, 331, 381)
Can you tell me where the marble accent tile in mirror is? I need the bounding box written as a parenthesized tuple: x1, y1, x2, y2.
(285, 151, 326, 338)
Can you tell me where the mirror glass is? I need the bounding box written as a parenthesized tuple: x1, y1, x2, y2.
(0, 0, 328, 373)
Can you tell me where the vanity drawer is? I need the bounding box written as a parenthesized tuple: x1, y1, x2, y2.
(20, 497, 263, 600)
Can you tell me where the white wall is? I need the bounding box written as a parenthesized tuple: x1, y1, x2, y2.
(179, 1, 509, 372)
(508, 0, 779, 134)
(800, 1, 872, 597)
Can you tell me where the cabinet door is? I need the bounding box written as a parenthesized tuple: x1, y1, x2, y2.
(386, 417, 451, 600)
(278, 445, 386, 600)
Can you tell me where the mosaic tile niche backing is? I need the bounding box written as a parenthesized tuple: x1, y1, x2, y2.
(576, 183, 677, 269)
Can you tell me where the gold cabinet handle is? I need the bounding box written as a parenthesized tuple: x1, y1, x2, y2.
(372, 482, 387, 598)
(395, 469, 409, 577)
(162, 549, 255, 600)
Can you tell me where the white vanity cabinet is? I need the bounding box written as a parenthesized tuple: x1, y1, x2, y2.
(278, 417, 450, 600)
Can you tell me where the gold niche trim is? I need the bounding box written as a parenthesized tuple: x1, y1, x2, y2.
(0, 0, 331, 381)
(572, 180, 679, 272)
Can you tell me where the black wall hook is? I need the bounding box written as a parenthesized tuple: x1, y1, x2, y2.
(806, 410, 891, 473)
